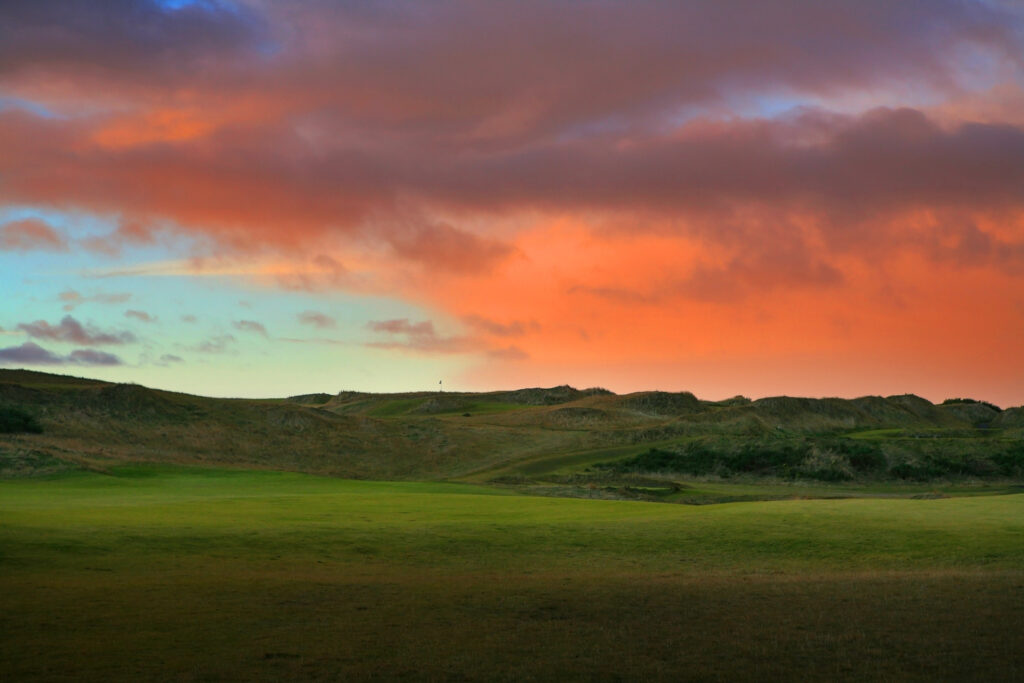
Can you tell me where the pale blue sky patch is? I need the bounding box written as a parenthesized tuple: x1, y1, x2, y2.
(0, 96, 60, 119)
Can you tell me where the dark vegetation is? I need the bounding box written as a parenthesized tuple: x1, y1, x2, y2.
(595, 438, 1024, 481)
(0, 405, 42, 434)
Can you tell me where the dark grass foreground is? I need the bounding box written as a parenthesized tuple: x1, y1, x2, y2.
(1, 467, 1022, 681)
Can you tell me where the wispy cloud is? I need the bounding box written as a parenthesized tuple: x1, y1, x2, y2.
(185, 335, 236, 354)
(297, 310, 336, 329)
(365, 318, 529, 359)
(125, 309, 157, 323)
(58, 289, 132, 312)
(232, 319, 268, 336)
(462, 315, 534, 337)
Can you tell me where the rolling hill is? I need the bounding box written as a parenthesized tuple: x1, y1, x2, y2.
(1, 369, 1022, 485)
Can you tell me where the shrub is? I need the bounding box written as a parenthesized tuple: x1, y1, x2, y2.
(0, 406, 43, 434)
(595, 446, 716, 476)
(596, 436, 1010, 482)
(992, 444, 1024, 477)
(822, 440, 886, 472)
(889, 460, 941, 481)
(729, 442, 808, 474)
(796, 449, 854, 481)
(597, 440, 811, 478)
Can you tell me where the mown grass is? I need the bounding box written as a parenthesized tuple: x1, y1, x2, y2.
(1, 466, 1022, 681)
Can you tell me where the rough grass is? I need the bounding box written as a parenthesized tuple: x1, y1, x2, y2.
(3, 370, 1023, 484)
(1, 466, 1022, 681)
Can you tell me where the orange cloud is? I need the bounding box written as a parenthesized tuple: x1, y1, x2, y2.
(3, 0, 1024, 403)
(92, 108, 216, 148)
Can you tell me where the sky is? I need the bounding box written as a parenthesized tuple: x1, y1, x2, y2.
(1, 0, 1023, 405)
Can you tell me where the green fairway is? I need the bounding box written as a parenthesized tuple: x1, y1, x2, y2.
(2, 467, 1023, 680)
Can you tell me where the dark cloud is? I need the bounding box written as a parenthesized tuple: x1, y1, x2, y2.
(16, 315, 137, 346)
(67, 348, 122, 366)
(0, 341, 63, 364)
(158, 353, 184, 365)
(0, 2, 1019, 276)
(0, 0, 1021, 333)
(125, 309, 156, 323)
(429, 108, 1024, 218)
(181, 314, 197, 323)
(0, 341, 123, 366)
(264, 0, 1022, 149)
(297, 310, 335, 328)
(8, 0, 1017, 124)
(232, 319, 268, 336)
(4, 98, 1023, 279)
(0, 218, 66, 251)
(386, 221, 514, 274)
(0, 0, 271, 84)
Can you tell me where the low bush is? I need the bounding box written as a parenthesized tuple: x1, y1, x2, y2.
(596, 439, 854, 480)
(992, 443, 1024, 477)
(824, 440, 887, 472)
(596, 435, 1018, 482)
(889, 460, 943, 481)
(0, 406, 43, 434)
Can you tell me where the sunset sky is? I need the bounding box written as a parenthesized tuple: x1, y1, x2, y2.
(1, 0, 1023, 405)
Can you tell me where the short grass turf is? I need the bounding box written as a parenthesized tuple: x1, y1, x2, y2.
(1, 467, 1023, 681)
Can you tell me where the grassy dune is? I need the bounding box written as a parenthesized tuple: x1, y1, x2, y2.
(3, 370, 1023, 487)
(2, 466, 1022, 680)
